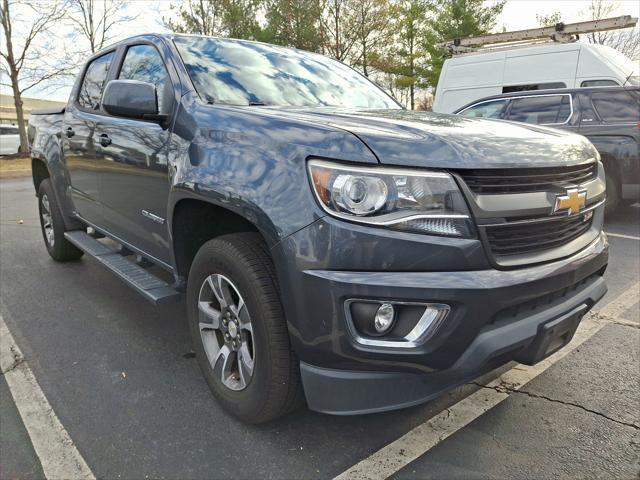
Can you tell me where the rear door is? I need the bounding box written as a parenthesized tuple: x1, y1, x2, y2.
(63, 51, 116, 224)
(504, 94, 578, 132)
(579, 89, 640, 199)
(94, 42, 177, 266)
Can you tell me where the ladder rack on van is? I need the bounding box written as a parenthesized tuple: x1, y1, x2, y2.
(438, 15, 638, 55)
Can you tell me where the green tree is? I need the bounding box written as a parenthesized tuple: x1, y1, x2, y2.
(261, 0, 323, 51)
(165, 0, 262, 39)
(378, 0, 430, 109)
(424, 0, 505, 90)
(220, 0, 262, 39)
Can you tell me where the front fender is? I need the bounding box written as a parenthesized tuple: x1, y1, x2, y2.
(167, 95, 378, 248)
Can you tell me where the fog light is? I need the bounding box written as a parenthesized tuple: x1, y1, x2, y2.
(374, 303, 395, 333)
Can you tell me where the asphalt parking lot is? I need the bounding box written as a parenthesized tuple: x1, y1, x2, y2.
(1, 176, 639, 480)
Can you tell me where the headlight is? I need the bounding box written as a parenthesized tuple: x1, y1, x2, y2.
(308, 159, 474, 237)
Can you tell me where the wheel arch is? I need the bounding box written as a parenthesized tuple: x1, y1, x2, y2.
(170, 196, 277, 281)
(31, 157, 50, 193)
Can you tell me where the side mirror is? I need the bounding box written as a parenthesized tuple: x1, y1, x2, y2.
(102, 80, 164, 122)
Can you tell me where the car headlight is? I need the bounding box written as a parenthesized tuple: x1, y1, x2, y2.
(308, 159, 474, 237)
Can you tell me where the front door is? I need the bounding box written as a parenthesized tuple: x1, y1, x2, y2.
(94, 43, 175, 265)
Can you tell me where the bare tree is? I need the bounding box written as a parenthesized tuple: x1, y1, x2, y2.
(68, 0, 136, 54)
(0, 0, 69, 153)
(536, 11, 562, 27)
(584, 0, 640, 60)
(350, 0, 394, 76)
(321, 0, 358, 62)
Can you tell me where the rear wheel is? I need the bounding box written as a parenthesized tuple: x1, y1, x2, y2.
(37, 179, 83, 262)
(187, 232, 302, 423)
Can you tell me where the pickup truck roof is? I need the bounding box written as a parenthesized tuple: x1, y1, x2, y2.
(93, 32, 309, 60)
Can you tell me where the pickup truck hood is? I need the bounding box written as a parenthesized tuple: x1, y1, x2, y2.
(262, 107, 597, 169)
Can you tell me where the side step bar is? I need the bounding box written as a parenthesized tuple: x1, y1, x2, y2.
(64, 231, 182, 305)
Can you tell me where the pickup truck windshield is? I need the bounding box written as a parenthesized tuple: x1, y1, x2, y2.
(173, 36, 400, 109)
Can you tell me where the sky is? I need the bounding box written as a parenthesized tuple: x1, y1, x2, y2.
(3, 0, 639, 102)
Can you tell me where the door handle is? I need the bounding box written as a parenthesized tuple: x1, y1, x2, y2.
(99, 134, 112, 147)
(65, 127, 75, 138)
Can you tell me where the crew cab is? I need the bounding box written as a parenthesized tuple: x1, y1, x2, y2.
(28, 34, 608, 423)
(455, 86, 640, 212)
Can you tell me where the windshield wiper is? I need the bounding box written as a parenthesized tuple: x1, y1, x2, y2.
(248, 101, 266, 106)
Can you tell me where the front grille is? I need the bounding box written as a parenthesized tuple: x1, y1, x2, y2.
(485, 213, 593, 256)
(458, 163, 597, 194)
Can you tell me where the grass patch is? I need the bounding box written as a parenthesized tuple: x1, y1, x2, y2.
(0, 155, 31, 178)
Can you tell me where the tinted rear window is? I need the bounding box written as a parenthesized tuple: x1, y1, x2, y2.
(506, 95, 571, 124)
(78, 52, 115, 110)
(591, 91, 640, 123)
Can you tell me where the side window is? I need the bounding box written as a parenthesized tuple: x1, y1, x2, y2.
(506, 95, 570, 125)
(78, 52, 115, 110)
(502, 82, 566, 94)
(581, 79, 618, 87)
(118, 45, 171, 114)
(590, 91, 640, 123)
(459, 99, 508, 119)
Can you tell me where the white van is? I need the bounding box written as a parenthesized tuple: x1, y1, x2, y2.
(433, 42, 639, 114)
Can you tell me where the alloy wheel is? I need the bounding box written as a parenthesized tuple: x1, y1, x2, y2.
(40, 194, 54, 247)
(198, 274, 255, 391)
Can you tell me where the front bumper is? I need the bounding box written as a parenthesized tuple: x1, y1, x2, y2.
(273, 224, 608, 415)
(301, 287, 602, 415)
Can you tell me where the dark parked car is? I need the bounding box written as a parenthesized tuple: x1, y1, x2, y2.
(28, 34, 608, 423)
(455, 86, 640, 212)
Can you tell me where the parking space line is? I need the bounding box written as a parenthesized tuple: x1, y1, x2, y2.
(605, 232, 640, 241)
(0, 315, 95, 480)
(595, 285, 639, 323)
(334, 282, 639, 480)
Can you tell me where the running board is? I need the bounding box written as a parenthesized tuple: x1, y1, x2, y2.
(64, 231, 182, 305)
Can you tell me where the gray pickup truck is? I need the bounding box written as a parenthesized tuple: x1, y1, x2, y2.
(28, 34, 608, 423)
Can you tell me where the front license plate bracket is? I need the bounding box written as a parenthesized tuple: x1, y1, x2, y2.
(515, 304, 588, 366)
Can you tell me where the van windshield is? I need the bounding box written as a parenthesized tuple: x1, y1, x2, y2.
(173, 36, 400, 109)
(625, 76, 640, 86)
(595, 45, 638, 78)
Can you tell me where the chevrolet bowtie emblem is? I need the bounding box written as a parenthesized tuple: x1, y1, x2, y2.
(553, 188, 587, 215)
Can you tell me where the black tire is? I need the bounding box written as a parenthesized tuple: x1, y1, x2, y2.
(187, 232, 303, 423)
(37, 179, 83, 262)
(605, 171, 620, 217)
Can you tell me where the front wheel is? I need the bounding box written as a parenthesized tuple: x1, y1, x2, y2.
(37, 179, 83, 262)
(187, 233, 302, 423)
